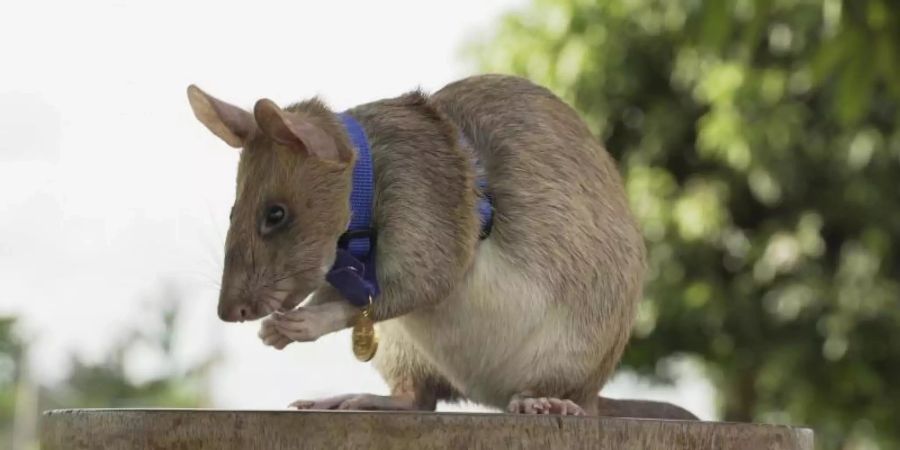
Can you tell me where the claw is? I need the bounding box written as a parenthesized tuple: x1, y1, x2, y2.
(507, 395, 586, 416)
(289, 393, 424, 411)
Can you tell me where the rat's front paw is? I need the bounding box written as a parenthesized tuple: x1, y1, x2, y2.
(272, 307, 332, 342)
(258, 302, 358, 349)
(259, 317, 293, 350)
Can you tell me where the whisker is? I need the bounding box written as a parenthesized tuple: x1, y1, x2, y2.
(260, 285, 293, 292)
(269, 268, 307, 284)
(176, 270, 223, 289)
(259, 296, 282, 314)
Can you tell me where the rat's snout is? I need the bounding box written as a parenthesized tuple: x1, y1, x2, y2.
(218, 302, 252, 322)
(217, 272, 273, 323)
(218, 246, 261, 322)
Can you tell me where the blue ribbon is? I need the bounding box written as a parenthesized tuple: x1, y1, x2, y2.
(326, 113, 494, 308)
(326, 113, 379, 308)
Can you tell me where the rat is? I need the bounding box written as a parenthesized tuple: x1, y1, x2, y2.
(186, 74, 697, 419)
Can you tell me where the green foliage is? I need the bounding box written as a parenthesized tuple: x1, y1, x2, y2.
(0, 318, 23, 447)
(43, 301, 217, 410)
(0, 285, 218, 449)
(476, 1, 900, 449)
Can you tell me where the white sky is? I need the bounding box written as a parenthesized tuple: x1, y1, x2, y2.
(0, 0, 714, 418)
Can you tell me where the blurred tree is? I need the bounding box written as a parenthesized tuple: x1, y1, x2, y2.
(476, 0, 900, 449)
(0, 317, 24, 448)
(43, 285, 219, 410)
(0, 283, 219, 449)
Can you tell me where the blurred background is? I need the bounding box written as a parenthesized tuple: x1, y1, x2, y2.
(1, 0, 898, 449)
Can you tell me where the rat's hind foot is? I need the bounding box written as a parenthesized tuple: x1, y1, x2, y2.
(507, 394, 586, 415)
(290, 393, 429, 411)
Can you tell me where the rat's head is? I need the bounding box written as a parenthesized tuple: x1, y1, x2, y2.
(187, 85, 355, 322)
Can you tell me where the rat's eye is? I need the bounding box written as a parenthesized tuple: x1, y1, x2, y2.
(266, 206, 285, 224)
(260, 204, 288, 235)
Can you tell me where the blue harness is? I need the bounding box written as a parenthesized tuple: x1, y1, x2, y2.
(325, 112, 493, 308)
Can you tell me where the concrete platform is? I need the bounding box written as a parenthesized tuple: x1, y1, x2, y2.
(40, 409, 813, 450)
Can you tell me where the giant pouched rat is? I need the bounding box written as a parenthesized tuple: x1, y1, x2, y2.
(186, 74, 696, 419)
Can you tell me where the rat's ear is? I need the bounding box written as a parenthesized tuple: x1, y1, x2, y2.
(186, 85, 254, 148)
(253, 98, 351, 164)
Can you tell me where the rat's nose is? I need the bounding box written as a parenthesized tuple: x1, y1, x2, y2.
(218, 303, 251, 322)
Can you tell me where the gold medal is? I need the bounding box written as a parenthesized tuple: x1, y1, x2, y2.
(351, 301, 378, 362)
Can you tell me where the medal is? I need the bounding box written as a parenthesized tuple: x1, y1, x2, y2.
(352, 300, 378, 362)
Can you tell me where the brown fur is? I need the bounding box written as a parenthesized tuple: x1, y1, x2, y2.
(216, 98, 357, 322)
(187, 75, 693, 419)
(348, 91, 481, 321)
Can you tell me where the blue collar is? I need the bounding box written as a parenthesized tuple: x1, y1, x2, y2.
(325, 112, 379, 308)
(326, 112, 493, 308)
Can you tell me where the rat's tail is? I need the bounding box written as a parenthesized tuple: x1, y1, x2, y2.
(595, 396, 699, 420)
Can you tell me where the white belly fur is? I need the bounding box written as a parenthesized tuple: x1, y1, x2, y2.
(381, 239, 601, 408)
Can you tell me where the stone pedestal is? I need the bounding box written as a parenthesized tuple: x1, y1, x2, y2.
(41, 409, 813, 450)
